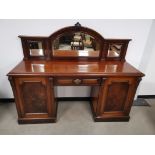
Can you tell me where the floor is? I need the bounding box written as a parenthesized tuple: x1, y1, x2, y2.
(0, 99, 155, 135)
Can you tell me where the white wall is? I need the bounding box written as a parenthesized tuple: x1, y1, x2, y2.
(138, 20, 155, 95)
(0, 19, 153, 98)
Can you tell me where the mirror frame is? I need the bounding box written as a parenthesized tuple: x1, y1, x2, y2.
(18, 36, 47, 60)
(103, 39, 131, 61)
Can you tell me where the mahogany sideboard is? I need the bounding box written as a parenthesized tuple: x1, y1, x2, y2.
(7, 23, 144, 124)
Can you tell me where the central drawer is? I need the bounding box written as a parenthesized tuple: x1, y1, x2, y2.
(54, 78, 101, 86)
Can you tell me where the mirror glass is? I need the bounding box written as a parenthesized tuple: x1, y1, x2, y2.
(107, 44, 122, 57)
(28, 41, 44, 56)
(53, 32, 100, 57)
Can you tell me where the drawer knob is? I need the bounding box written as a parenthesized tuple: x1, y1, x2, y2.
(73, 79, 82, 85)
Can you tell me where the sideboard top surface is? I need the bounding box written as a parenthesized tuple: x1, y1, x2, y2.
(7, 60, 144, 77)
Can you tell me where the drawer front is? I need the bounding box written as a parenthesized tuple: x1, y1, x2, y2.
(55, 78, 101, 86)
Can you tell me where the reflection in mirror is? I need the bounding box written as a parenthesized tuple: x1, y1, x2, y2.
(105, 65, 118, 72)
(29, 41, 44, 56)
(77, 64, 98, 72)
(53, 32, 100, 57)
(107, 44, 122, 57)
(31, 64, 45, 72)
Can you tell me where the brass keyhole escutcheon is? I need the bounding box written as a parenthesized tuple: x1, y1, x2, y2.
(73, 79, 82, 85)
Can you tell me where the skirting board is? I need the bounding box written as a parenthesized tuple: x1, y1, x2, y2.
(0, 98, 15, 103)
(0, 95, 155, 103)
(0, 97, 91, 103)
(137, 95, 155, 99)
(56, 97, 91, 101)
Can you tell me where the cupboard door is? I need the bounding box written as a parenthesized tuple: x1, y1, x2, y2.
(96, 77, 141, 121)
(14, 77, 56, 123)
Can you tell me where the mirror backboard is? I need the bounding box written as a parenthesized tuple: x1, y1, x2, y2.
(19, 23, 131, 60)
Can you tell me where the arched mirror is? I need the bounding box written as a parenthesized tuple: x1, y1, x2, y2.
(51, 23, 102, 58)
(52, 32, 100, 57)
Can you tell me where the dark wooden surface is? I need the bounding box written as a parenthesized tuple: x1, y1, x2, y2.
(7, 60, 144, 77)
